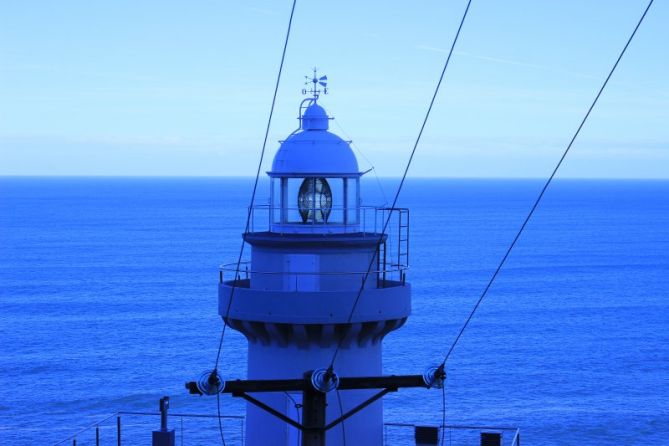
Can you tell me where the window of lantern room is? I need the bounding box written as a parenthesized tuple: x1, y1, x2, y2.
(328, 178, 345, 224)
(297, 177, 334, 223)
(279, 177, 351, 225)
(284, 178, 302, 223)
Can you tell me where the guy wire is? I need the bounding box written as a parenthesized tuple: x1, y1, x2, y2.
(332, 117, 389, 206)
(329, 0, 474, 369)
(212, 1, 297, 444)
(213, 0, 297, 371)
(439, 0, 654, 368)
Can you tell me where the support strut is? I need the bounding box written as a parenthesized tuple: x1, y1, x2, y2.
(186, 371, 438, 445)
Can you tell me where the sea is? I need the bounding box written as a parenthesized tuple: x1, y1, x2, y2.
(1, 177, 668, 446)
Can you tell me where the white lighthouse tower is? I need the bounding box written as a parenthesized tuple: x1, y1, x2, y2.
(219, 75, 411, 446)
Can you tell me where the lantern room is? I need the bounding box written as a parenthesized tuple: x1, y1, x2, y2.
(268, 99, 362, 234)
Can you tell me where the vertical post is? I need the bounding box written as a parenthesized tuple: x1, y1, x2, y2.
(280, 178, 287, 224)
(362, 204, 366, 232)
(356, 177, 360, 228)
(376, 244, 380, 288)
(270, 176, 274, 227)
(406, 209, 411, 266)
(153, 396, 175, 446)
(301, 372, 326, 446)
(73, 438, 76, 446)
(382, 241, 387, 287)
(310, 179, 316, 225)
(343, 178, 348, 226)
(160, 396, 169, 431)
(396, 210, 401, 273)
(96, 426, 100, 446)
(117, 416, 121, 446)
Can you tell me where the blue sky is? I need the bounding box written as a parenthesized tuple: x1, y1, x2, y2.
(0, 0, 667, 178)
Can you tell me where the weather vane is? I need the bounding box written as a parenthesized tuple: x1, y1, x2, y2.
(302, 67, 328, 99)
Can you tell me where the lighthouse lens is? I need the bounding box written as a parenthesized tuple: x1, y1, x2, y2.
(298, 178, 332, 223)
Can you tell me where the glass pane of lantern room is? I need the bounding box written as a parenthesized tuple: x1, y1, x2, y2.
(328, 178, 344, 224)
(346, 178, 359, 224)
(286, 178, 303, 223)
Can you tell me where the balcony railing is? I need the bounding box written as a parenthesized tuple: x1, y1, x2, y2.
(244, 205, 410, 281)
(384, 422, 521, 446)
(249, 205, 384, 233)
(55, 410, 520, 446)
(219, 261, 408, 288)
(53, 411, 244, 446)
(250, 204, 407, 242)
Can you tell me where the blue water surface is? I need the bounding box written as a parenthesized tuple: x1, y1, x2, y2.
(1, 177, 667, 445)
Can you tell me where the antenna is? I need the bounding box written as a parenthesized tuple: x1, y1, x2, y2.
(301, 67, 328, 99)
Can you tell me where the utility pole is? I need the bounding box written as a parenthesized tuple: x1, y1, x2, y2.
(187, 367, 444, 446)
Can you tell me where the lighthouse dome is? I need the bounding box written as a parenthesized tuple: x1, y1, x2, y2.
(270, 103, 359, 176)
(302, 102, 329, 130)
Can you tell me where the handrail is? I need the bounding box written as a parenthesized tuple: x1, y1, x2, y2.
(117, 411, 244, 419)
(220, 261, 408, 277)
(250, 204, 407, 211)
(383, 423, 520, 446)
(56, 412, 518, 446)
(53, 413, 119, 446)
(384, 422, 519, 431)
(247, 204, 409, 232)
(53, 411, 245, 446)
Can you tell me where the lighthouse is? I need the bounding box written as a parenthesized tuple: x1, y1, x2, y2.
(218, 74, 411, 446)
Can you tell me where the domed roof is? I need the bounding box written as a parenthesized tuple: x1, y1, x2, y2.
(270, 102, 360, 176)
(301, 103, 329, 130)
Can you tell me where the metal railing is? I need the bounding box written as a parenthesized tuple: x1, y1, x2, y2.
(250, 204, 360, 231)
(219, 261, 408, 287)
(230, 206, 410, 289)
(54, 411, 244, 446)
(249, 204, 408, 239)
(249, 204, 374, 233)
(57, 414, 519, 446)
(383, 422, 521, 446)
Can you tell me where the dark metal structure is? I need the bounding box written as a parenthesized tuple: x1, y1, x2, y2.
(187, 369, 443, 446)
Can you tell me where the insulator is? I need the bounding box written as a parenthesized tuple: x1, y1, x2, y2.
(196, 370, 225, 395)
(310, 368, 339, 393)
(422, 366, 445, 389)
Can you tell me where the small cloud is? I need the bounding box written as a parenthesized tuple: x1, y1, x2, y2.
(416, 45, 599, 81)
(415, 44, 450, 54)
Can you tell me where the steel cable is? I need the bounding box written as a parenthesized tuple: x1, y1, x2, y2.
(328, 0, 474, 370)
(439, 0, 654, 368)
(212, 0, 298, 444)
(331, 117, 390, 206)
(214, 0, 297, 371)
